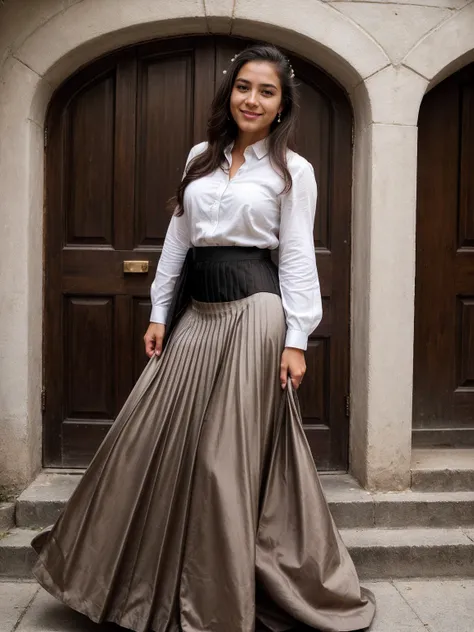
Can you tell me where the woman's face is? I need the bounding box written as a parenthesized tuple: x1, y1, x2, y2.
(229, 61, 283, 137)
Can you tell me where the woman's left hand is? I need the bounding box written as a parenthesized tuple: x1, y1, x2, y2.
(280, 347, 306, 390)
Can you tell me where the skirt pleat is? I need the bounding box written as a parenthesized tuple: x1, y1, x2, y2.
(31, 292, 375, 632)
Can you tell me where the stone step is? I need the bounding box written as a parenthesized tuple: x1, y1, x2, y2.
(343, 527, 474, 579)
(2, 526, 474, 580)
(16, 473, 79, 530)
(411, 448, 474, 491)
(0, 503, 15, 531)
(0, 529, 38, 579)
(15, 472, 474, 530)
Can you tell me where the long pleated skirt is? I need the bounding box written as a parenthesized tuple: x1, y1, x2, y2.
(31, 292, 375, 632)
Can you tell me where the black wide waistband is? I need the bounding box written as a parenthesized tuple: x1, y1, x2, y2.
(192, 246, 272, 263)
(163, 247, 279, 348)
(190, 246, 280, 303)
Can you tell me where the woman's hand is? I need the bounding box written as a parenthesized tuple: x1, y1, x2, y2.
(144, 323, 166, 358)
(280, 347, 306, 390)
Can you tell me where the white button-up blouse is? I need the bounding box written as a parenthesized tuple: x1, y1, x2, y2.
(150, 138, 322, 350)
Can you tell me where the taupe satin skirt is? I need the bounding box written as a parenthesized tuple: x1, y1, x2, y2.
(31, 293, 375, 632)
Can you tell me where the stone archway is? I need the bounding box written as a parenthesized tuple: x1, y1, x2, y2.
(0, 0, 384, 492)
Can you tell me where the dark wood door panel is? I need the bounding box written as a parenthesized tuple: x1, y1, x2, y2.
(294, 84, 331, 249)
(60, 294, 152, 467)
(135, 51, 194, 247)
(65, 74, 115, 246)
(414, 62, 474, 448)
(459, 82, 474, 248)
(299, 339, 329, 425)
(65, 296, 114, 420)
(44, 35, 353, 470)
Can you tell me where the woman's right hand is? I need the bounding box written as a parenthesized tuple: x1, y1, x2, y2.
(144, 323, 166, 358)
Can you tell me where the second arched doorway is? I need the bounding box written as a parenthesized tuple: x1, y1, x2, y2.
(414, 62, 474, 449)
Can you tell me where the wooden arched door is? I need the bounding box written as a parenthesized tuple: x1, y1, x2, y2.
(43, 36, 353, 470)
(414, 62, 474, 447)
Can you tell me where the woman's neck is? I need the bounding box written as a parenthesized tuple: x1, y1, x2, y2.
(233, 130, 269, 155)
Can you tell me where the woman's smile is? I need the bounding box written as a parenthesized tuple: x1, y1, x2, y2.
(240, 109, 263, 120)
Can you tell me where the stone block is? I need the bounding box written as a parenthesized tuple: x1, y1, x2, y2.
(0, 503, 15, 531)
(363, 581, 427, 632)
(0, 57, 38, 292)
(204, 0, 234, 32)
(362, 123, 418, 491)
(352, 65, 428, 128)
(411, 449, 474, 491)
(395, 579, 474, 632)
(0, 529, 40, 579)
(324, 0, 469, 6)
(412, 470, 474, 492)
(373, 491, 474, 527)
(334, 3, 452, 64)
(0, 582, 39, 631)
(16, 474, 80, 529)
(322, 474, 375, 528)
(404, 2, 474, 84)
(15, 0, 206, 81)
(341, 527, 474, 579)
(233, 0, 389, 89)
(0, 1, 83, 70)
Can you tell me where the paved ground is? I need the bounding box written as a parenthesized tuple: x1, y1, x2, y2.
(1, 579, 473, 632)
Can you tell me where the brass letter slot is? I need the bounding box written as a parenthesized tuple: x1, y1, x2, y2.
(123, 260, 149, 274)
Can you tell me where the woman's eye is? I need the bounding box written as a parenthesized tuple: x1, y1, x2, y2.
(237, 84, 248, 91)
(262, 90, 273, 97)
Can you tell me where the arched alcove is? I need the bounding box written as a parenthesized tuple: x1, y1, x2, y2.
(42, 34, 353, 471)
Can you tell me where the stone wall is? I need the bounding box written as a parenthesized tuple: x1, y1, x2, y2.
(0, 0, 473, 493)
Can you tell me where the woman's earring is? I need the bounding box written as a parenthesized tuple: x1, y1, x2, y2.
(277, 113, 281, 124)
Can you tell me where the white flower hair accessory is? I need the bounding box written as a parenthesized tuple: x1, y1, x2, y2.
(223, 53, 239, 74)
(287, 59, 295, 79)
(222, 52, 295, 79)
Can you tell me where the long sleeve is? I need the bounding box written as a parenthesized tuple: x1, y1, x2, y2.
(149, 147, 196, 324)
(278, 160, 322, 350)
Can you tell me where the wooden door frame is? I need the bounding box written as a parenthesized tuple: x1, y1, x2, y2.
(289, 53, 353, 469)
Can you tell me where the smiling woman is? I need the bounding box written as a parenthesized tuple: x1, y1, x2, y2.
(174, 45, 299, 215)
(31, 43, 374, 632)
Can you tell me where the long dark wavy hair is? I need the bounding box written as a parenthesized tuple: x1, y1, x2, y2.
(174, 44, 298, 216)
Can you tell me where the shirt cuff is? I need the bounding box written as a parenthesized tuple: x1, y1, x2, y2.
(285, 328, 308, 351)
(150, 305, 168, 325)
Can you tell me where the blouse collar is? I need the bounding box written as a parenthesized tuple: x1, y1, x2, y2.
(224, 137, 269, 162)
